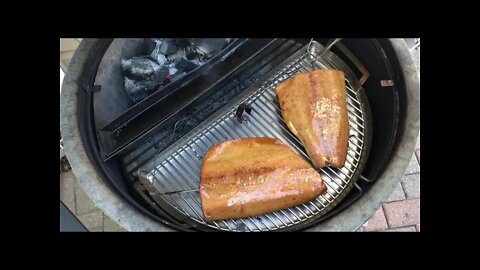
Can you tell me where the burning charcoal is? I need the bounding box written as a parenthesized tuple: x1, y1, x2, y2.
(151, 38, 177, 55)
(166, 62, 178, 76)
(120, 38, 235, 104)
(122, 57, 169, 82)
(166, 63, 182, 81)
(152, 52, 169, 66)
(121, 56, 169, 103)
(165, 48, 186, 64)
(175, 58, 199, 72)
(185, 45, 199, 60)
(123, 77, 164, 103)
(150, 40, 171, 65)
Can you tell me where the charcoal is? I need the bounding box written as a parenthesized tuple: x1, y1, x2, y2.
(185, 45, 199, 60)
(123, 77, 156, 102)
(166, 63, 182, 81)
(151, 52, 169, 66)
(121, 38, 233, 104)
(166, 62, 178, 75)
(150, 40, 171, 65)
(165, 48, 186, 63)
(151, 38, 177, 55)
(121, 57, 164, 80)
(121, 56, 169, 102)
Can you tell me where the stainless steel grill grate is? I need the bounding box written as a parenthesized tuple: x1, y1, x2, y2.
(137, 40, 370, 231)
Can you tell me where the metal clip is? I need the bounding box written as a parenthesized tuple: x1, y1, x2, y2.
(235, 103, 253, 123)
(359, 175, 374, 183)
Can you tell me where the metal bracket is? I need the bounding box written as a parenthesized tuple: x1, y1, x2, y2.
(334, 42, 370, 88)
(307, 38, 370, 91)
(359, 175, 374, 183)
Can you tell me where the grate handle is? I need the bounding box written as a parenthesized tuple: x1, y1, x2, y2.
(307, 38, 370, 91)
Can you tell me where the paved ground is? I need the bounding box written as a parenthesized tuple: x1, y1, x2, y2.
(357, 135, 420, 232)
(60, 38, 420, 232)
(60, 170, 126, 231)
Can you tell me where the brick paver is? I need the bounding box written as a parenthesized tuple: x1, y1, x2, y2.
(402, 173, 420, 199)
(381, 226, 416, 232)
(364, 139, 420, 232)
(363, 207, 388, 232)
(405, 154, 420, 175)
(383, 198, 420, 228)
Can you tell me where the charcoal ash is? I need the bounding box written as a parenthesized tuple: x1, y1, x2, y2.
(121, 57, 168, 81)
(121, 57, 169, 103)
(123, 78, 151, 103)
(122, 38, 234, 104)
(151, 38, 178, 55)
(166, 62, 178, 76)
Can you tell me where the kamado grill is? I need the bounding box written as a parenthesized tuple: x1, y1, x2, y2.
(60, 38, 420, 231)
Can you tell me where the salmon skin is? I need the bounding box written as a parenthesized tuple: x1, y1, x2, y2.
(275, 69, 349, 168)
(199, 137, 326, 221)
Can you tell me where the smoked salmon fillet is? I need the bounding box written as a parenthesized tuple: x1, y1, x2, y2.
(199, 137, 326, 221)
(275, 69, 349, 168)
